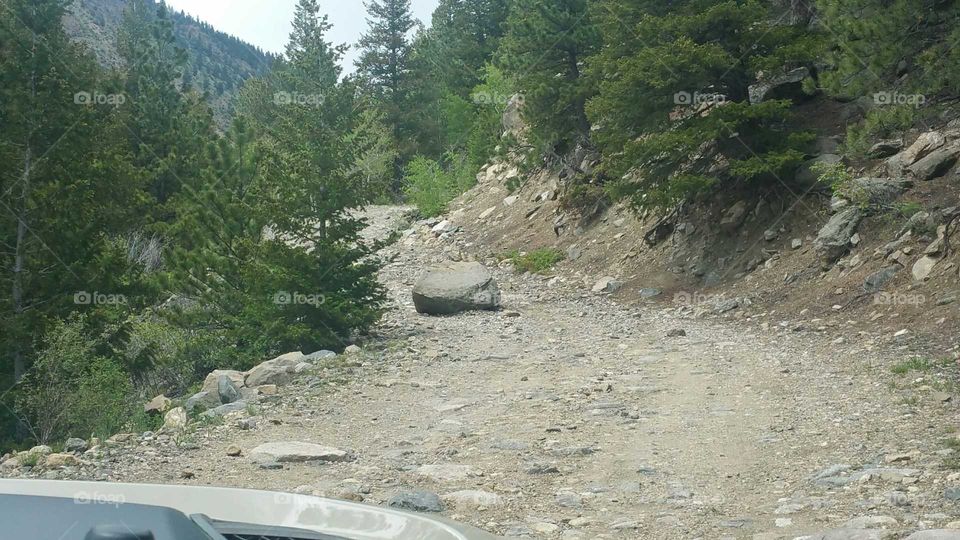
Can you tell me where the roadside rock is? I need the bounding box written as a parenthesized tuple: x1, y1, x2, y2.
(416, 464, 476, 482)
(904, 532, 960, 540)
(245, 352, 305, 387)
(388, 490, 444, 513)
(412, 262, 501, 315)
(43, 453, 78, 468)
(64, 438, 88, 454)
(217, 375, 241, 404)
(185, 391, 220, 412)
(162, 407, 187, 431)
(249, 441, 353, 463)
(143, 395, 172, 415)
(442, 490, 503, 509)
(592, 277, 623, 294)
(720, 200, 750, 232)
(864, 266, 901, 292)
(201, 401, 249, 418)
(909, 143, 960, 180)
(868, 139, 904, 159)
(202, 370, 246, 395)
(815, 207, 864, 264)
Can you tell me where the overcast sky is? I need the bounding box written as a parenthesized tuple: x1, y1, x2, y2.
(164, 0, 439, 73)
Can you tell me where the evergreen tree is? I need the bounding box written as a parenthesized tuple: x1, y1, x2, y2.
(0, 0, 149, 441)
(180, 0, 386, 359)
(429, 0, 510, 97)
(815, 0, 960, 99)
(499, 0, 600, 158)
(587, 0, 820, 211)
(356, 0, 416, 169)
(117, 0, 210, 217)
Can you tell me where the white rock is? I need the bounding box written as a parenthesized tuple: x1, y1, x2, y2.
(442, 490, 503, 509)
(416, 464, 475, 482)
(249, 441, 352, 463)
(163, 407, 188, 431)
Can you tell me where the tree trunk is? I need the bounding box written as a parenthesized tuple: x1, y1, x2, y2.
(12, 146, 29, 383)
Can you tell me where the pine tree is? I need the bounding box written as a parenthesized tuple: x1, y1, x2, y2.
(815, 0, 960, 99)
(179, 0, 386, 358)
(356, 0, 416, 169)
(0, 0, 149, 440)
(117, 0, 209, 216)
(587, 0, 820, 212)
(428, 0, 510, 97)
(499, 0, 600, 159)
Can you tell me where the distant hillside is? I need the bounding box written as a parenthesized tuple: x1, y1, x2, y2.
(64, 0, 277, 127)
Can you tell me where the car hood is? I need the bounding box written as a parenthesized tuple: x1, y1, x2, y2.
(0, 479, 501, 540)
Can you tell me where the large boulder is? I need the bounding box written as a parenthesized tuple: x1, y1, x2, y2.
(245, 352, 304, 387)
(412, 262, 501, 315)
(815, 207, 864, 264)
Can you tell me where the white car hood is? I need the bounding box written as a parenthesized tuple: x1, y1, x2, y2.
(0, 479, 500, 540)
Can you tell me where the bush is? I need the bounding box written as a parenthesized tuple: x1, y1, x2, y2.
(15, 316, 138, 444)
(403, 156, 463, 217)
(843, 105, 918, 158)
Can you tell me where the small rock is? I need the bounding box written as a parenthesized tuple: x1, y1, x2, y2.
(443, 490, 503, 509)
(43, 453, 78, 468)
(591, 277, 623, 294)
(388, 490, 444, 513)
(64, 438, 88, 454)
(667, 329, 687, 337)
(162, 407, 188, 431)
(249, 441, 353, 463)
(144, 394, 172, 415)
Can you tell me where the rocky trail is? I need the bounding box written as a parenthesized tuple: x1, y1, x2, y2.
(8, 206, 960, 539)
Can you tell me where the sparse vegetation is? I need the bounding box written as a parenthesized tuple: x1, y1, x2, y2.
(503, 248, 565, 274)
(891, 357, 936, 375)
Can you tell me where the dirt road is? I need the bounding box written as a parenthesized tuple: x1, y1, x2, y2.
(43, 207, 960, 539)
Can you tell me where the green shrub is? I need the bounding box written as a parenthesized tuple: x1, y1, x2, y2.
(403, 156, 458, 217)
(504, 248, 565, 274)
(812, 160, 853, 192)
(843, 105, 917, 158)
(15, 316, 137, 444)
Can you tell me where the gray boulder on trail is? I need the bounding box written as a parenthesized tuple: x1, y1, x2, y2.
(412, 261, 501, 315)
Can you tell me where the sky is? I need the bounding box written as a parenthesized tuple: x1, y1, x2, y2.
(164, 0, 440, 73)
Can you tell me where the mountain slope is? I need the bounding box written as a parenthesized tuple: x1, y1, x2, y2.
(64, 0, 277, 126)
